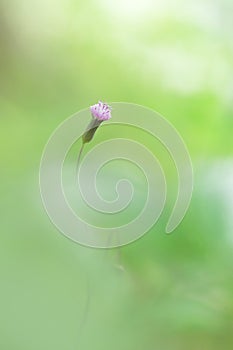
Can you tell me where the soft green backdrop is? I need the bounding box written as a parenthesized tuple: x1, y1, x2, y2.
(1, 0, 233, 349)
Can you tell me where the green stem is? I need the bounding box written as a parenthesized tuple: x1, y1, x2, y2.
(76, 142, 85, 185)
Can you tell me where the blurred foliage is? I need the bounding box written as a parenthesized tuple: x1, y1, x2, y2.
(0, 0, 233, 349)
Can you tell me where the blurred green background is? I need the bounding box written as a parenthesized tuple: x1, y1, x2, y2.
(1, 0, 233, 349)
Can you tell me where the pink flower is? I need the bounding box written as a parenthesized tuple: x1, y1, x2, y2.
(90, 101, 112, 121)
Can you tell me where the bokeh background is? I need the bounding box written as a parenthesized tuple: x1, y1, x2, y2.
(1, 0, 233, 349)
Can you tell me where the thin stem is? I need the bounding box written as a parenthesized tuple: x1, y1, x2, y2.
(105, 234, 126, 273)
(115, 235, 126, 272)
(76, 142, 85, 185)
(76, 143, 91, 342)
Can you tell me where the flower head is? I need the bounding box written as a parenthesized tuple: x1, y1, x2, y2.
(90, 101, 112, 121)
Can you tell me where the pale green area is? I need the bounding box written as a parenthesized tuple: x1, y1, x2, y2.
(0, 0, 233, 349)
